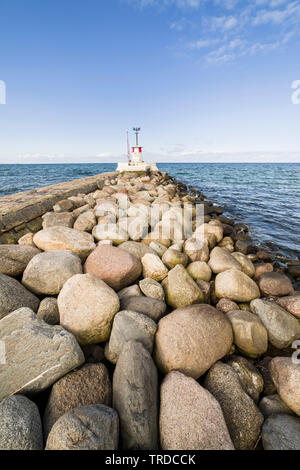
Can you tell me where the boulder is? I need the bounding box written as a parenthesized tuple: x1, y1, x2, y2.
(84, 245, 142, 292)
(120, 296, 166, 322)
(154, 304, 233, 378)
(58, 273, 120, 344)
(119, 241, 157, 259)
(232, 252, 255, 278)
(186, 261, 212, 282)
(262, 414, 300, 450)
(0, 245, 40, 277)
(118, 284, 143, 300)
(215, 269, 260, 302)
(37, 297, 59, 325)
(254, 262, 274, 280)
(0, 395, 43, 450)
(139, 278, 165, 301)
(258, 272, 294, 297)
(259, 394, 295, 418)
(73, 210, 96, 232)
(42, 212, 74, 229)
(92, 224, 129, 245)
(105, 310, 157, 363)
(141, 254, 168, 281)
(149, 241, 168, 257)
(113, 341, 158, 450)
(251, 299, 300, 349)
(18, 233, 35, 246)
(208, 247, 242, 274)
(227, 356, 264, 402)
(216, 298, 239, 313)
(33, 227, 96, 260)
(162, 248, 188, 269)
(0, 308, 84, 401)
(22, 250, 82, 295)
(269, 357, 300, 416)
(276, 295, 300, 319)
(43, 363, 111, 437)
(183, 238, 209, 262)
(0, 273, 39, 320)
(45, 404, 119, 450)
(227, 310, 268, 358)
(205, 361, 264, 450)
(159, 371, 234, 450)
(162, 265, 204, 309)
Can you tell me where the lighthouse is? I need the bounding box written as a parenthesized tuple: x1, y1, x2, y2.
(117, 127, 158, 173)
(131, 127, 143, 164)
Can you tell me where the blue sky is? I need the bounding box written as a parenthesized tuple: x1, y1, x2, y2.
(0, 0, 300, 163)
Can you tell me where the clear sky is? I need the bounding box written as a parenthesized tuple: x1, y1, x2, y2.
(0, 0, 300, 163)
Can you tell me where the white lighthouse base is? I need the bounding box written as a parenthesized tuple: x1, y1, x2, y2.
(117, 161, 158, 173)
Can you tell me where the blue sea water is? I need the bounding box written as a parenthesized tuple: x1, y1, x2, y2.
(0, 163, 299, 259)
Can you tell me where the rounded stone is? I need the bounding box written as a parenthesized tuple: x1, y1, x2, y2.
(105, 310, 157, 363)
(37, 297, 59, 325)
(120, 295, 166, 322)
(84, 245, 142, 292)
(162, 264, 204, 309)
(269, 357, 300, 416)
(0, 273, 39, 320)
(139, 278, 165, 301)
(159, 371, 234, 450)
(258, 272, 294, 297)
(215, 269, 260, 302)
(262, 414, 300, 450)
(141, 254, 169, 281)
(186, 261, 212, 282)
(208, 247, 242, 274)
(162, 248, 188, 269)
(45, 404, 119, 450)
(43, 363, 111, 437)
(154, 304, 233, 378)
(58, 273, 120, 344)
(227, 310, 268, 358)
(33, 226, 96, 260)
(0, 395, 43, 450)
(22, 250, 83, 295)
(232, 252, 255, 278)
(0, 245, 41, 277)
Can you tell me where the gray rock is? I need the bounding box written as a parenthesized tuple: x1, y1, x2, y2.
(0, 308, 84, 401)
(259, 394, 295, 418)
(251, 299, 300, 349)
(37, 297, 60, 325)
(0, 245, 41, 277)
(205, 361, 264, 450)
(0, 395, 43, 450)
(120, 296, 166, 322)
(43, 363, 111, 437)
(227, 356, 264, 403)
(118, 284, 143, 301)
(139, 278, 165, 301)
(46, 404, 119, 450)
(113, 341, 158, 450)
(0, 273, 39, 320)
(262, 414, 300, 450)
(22, 250, 83, 295)
(105, 310, 157, 364)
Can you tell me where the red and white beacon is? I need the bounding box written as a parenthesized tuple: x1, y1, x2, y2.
(131, 127, 143, 164)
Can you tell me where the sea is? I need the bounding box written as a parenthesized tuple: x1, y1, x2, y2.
(0, 162, 299, 259)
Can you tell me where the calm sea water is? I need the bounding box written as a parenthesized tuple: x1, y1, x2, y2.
(0, 163, 299, 259)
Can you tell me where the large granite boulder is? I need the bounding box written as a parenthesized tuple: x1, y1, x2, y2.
(22, 250, 82, 295)
(43, 363, 111, 437)
(84, 245, 142, 292)
(269, 357, 300, 416)
(113, 341, 158, 450)
(0, 395, 43, 450)
(159, 371, 234, 450)
(0, 274, 39, 320)
(154, 304, 233, 378)
(45, 404, 119, 450)
(215, 269, 260, 302)
(33, 226, 96, 260)
(0, 245, 40, 277)
(58, 274, 120, 344)
(208, 247, 242, 274)
(251, 299, 300, 349)
(205, 361, 264, 450)
(162, 265, 204, 309)
(0, 308, 84, 401)
(105, 310, 157, 364)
